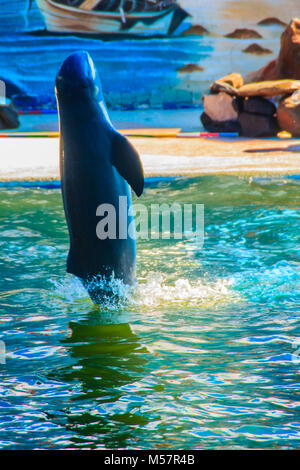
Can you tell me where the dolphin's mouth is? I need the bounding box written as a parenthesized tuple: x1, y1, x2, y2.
(56, 51, 99, 95)
(56, 74, 89, 89)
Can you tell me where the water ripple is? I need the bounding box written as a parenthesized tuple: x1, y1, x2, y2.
(0, 177, 299, 449)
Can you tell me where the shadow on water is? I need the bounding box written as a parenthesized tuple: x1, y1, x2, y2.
(48, 309, 149, 449)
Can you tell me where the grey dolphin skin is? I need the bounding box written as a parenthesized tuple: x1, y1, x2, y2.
(55, 51, 144, 303)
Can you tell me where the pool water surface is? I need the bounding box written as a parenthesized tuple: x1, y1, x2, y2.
(0, 175, 299, 449)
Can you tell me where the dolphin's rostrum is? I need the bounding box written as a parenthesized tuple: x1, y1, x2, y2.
(55, 51, 144, 303)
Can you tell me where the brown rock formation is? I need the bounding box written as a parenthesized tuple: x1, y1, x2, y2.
(243, 96, 276, 116)
(278, 18, 300, 79)
(237, 80, 300, 98)
(225, 28, 262, 39)
(217, 73, 244, 89)
(238, 112, 278, 137)
(277, 90, 300, 136)
(210, 80, 239, 96)
(245, 18, 300, 82)
(203, 92, 239, 122)
(178, 63, 204, 73)
(242, 43, 272, 55)
(257, 17, 287, 27)
(244, 59, 280, 84)
(181, 24, 209, 36)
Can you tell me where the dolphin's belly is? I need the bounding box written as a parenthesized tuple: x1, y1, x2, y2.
(62, 150, 136, 285)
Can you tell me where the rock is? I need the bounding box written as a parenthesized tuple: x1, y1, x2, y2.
(244, 58, 279, 83)
(178, 63, 204, 73)
(0, 100, 20, 129)
(232, 96, 244, 113)
(242, 43, 272, 55)
(257, 17, 287, 27)
(277, 130, 292, 138)
(277, 90, 300, 136)
(200, 112, 241, 134)
(243, 96, 277, 115)
(210, 80, 238, 96)
(203, 92, 238, 122)
(210, 74, 243, 96)
(237, 79, 300, 97)
(181, 24, 209, 36)
(238, 112, 279, 137)
(246, 18, 300, 83)
(225, 28, 262, 39)
(217, 72, 244, 89)
(278, 18, 300, 80)
(0, 76, 24, 99)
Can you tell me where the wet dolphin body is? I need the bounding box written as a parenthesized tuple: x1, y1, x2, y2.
(55, 51, 144, 302)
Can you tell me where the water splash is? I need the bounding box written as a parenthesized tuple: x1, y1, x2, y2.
(51, 274, 134, 311)
(51, 271, 237, 312)
(135, 272, 237, 308)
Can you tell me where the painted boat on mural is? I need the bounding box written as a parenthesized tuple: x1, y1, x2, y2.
(34, 0, 190, 36)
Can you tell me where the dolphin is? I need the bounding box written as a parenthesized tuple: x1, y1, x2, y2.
(55, 51, 144, 303)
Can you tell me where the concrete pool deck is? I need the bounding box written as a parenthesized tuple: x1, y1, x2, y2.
(0, 136, 300, 181)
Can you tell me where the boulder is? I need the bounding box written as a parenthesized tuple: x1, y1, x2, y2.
(181, 24, 209, 36)
(178, 63, 204, 73)
(225, 28, 262, 39)
(277, 89, 300, 136)
(278, 18, 300, 80)
(232, 96, 244, 113)
(238, 112, 279, 137)
(203, 92, 238, 122)
(210, 80, 238, 96)
(237, 79, 300, 97)
(0, 100, 20, 129)
(0, 76, 24, 99)
(245, 18, 300, 83)
(216, 72, 244, 89)
(244, 58, 279, 83)
(242, 43, 272, 55)
(243, 96, 276, 115)
(257, 17, 287, 27)
(200, 112, 241, 134)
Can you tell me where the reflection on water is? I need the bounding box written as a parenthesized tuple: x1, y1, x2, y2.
(0, 176, 300, 449)
(59, 315, 147, 391)
(50, 314, 149, 449)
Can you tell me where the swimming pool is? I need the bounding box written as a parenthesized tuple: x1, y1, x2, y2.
(0, 175, 299, 449)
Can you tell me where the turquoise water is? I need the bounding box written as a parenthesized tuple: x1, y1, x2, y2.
(0, 175, 299, 449)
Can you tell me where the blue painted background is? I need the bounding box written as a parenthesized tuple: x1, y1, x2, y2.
(0, 1, 297, 109)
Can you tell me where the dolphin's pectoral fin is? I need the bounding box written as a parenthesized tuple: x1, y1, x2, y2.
(111, 131, 144, 197)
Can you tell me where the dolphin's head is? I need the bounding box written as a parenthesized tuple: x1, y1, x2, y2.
(55, 51, 104, 104)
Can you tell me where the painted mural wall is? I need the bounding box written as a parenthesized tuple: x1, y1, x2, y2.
(0, 1, 298, 110)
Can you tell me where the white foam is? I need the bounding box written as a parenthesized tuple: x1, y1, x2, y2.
(135, 272, 236, 308)
(51, 271, 237, 313)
